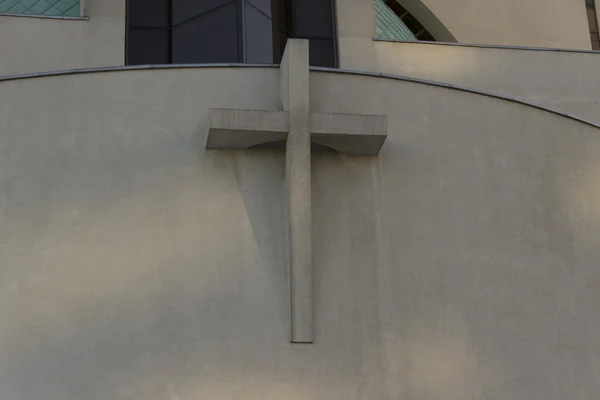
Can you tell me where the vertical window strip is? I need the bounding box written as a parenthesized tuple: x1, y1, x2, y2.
(587, 0, 600, 50)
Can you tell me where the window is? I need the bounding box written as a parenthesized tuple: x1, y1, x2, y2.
(587, 0, 600, 50)
(126, 0, 337, 67)
(0, 0, 80, 17)
(375, 0, 435, 41)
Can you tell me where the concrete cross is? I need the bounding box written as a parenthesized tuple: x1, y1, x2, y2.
(205, 39, 387, 343)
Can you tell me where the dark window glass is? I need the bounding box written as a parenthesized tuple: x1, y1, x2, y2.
(286, 0, 337, 67)
(172, 1, 241, 63)
(126, 0, 338, 67)
(293, 0, 334, 39)
(127, 0, 170, 65)
(172, 0, 233, 25)
(128, 0, 169, 27)
(244, 1, 274, 64)
(247, 0, 271, 14)
(308, 39, 336, 67)
(128, 28, 170, 64)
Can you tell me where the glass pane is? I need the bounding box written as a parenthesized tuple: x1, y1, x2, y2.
(293, 0, 334, 39)
(172, 0, 234, 25)
(172, 0, 241, 63)
(247, 0, 271, 15)
(308, 38, 335, 67)
(127, 28, 170, 65)
(128, 0, 169, 27)
(245, 0, 274, 63)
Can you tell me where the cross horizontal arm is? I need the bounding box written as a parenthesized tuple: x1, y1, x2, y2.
(310, 113, 387, 155)
(205, 109, 289, 149)
(206, 109, 388, 156)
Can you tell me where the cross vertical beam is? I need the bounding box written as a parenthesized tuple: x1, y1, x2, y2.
(205, 39, 387, 344)
(281, 39, 313, 343)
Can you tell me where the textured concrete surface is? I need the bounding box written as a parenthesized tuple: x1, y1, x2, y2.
(0, 0, 124, 77)
(343, 40, 600, 125)
(207, 42, 387, 343)
(205, 109, 289, 149)
(280, 39, 314, 343)
(206, 109, 387, 154)
(310, 113, 387, 155)
(2, 66, 600, 399)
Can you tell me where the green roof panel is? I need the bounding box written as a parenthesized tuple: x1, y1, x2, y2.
(375, 0, 417, 41)
(0, 0, 79, 16)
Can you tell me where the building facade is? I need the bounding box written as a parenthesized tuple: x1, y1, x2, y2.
(1, 1, 600, 399)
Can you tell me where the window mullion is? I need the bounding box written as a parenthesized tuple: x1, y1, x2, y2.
(169, 0, 173, 63)
(240, 0, 248, 63)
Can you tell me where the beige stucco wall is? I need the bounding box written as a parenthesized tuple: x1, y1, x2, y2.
(336, 0, 594, 65)
(341, 40, 600, 125)
(0, 0, 124, 77)
(409, 0, 591, 49)
(1, 67, 600, 399)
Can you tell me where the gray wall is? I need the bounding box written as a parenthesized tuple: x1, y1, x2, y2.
(1, 67, 600, 399)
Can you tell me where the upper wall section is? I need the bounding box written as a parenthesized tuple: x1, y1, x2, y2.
(412, 0, 592, 49)
(349, 41, 600, 125)
(336, 0, 594, 65)
(0, 0, 124, 77)
(0, 0, 595, 77)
